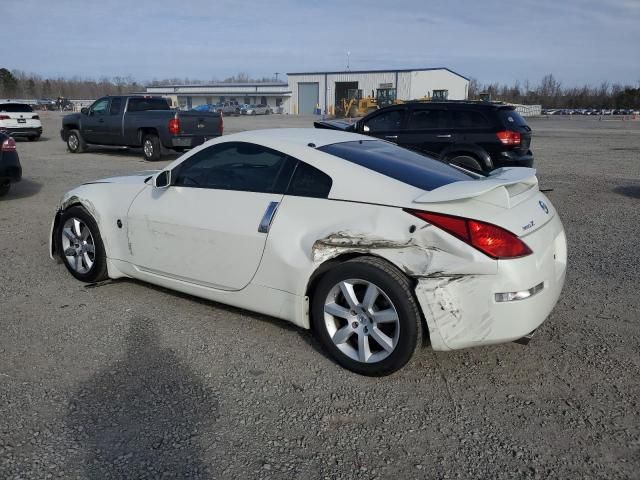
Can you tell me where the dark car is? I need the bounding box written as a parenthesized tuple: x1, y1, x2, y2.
(315, 101, 534, 173)
(61, 95, 223, 161)
(0, 132, 22, 197)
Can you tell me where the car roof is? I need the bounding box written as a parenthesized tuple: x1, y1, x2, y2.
(223, 128, 368, 149)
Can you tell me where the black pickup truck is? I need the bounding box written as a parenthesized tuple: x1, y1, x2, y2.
(61, 95, 223, 161)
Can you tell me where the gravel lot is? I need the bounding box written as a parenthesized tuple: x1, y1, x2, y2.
(1, 112, 639, 479)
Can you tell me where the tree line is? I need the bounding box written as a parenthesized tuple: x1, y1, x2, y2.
(0, 68, 278, 100)
(1, 68, 639, 108)
(468, 74, 640, 109)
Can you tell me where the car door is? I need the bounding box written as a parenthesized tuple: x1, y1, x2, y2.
(359, 107, 406, 143)
(126, 141, 294, 291)
(82, 97, 110, 143)
(101, 96, 123, 144)
(396, 106, 452, 157)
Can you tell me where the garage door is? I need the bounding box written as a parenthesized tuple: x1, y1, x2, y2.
(298, 82, 319, 114)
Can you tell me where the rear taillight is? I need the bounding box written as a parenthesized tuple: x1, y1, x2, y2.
(496, 130, 521, 146)
(0, 115, 10, 120)
(168, 118, 180, 135)
(1, 137, 17, 152)
(32, 115, 40, 120)
(405, 210, 532, 259)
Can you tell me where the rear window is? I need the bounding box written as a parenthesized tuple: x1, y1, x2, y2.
(127, 97, 170, 112)
(318, 140, 474, 191)
(0, 103, 33, 113)
(450, 110, 490, 128)
(499, 109, 528, 127)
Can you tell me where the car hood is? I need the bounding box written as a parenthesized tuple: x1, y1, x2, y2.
(83, 170, 159, 185)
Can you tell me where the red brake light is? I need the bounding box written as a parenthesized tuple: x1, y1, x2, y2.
(168, 118, 180, 135)
(496, 130, 521, 146)
(0, 115, 10, 120)
(1, 137, 17, 152)
(405, 210, 532, 259)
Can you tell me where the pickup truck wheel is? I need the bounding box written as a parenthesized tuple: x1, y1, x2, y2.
(142, 134, 162, 161)
(67, 129, 86, 153)
(448, 154, 482, 172)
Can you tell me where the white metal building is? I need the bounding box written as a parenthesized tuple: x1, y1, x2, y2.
(287, 67, 469, 115)
(144, 83, 291, 110)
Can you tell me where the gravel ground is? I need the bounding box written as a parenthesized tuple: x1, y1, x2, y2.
(0, 112, 639, 479)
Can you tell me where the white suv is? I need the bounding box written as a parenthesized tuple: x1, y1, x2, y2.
(0, 102, 43, 141)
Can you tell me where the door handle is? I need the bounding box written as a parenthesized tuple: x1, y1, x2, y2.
(384, 135, 398, 139)
(258, 201, 280, 233)
(437, 134, 451, 138)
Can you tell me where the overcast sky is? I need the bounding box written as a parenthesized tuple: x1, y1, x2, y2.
(3, 0, 639, 86)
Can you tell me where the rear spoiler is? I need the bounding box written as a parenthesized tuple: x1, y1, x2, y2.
(414, 167, 538, 204)
(313, 119, 357, 131)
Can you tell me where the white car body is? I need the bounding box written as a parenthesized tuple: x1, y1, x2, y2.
(241, 105, 271, 115)
(50, 129, 566, 360)
(0, 102, 43, 139)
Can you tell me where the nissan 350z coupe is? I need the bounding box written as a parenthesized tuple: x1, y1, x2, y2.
(50, 128, 567, 375)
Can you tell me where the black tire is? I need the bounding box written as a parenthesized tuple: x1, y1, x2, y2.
(311, 257, 422, 376)
(142, 134, 162, 161)
(0, 183, 10, 197)
(58, 206, 108, 283)
(448, 154, 483, 172)
(28, 135, 41, 142)
(67, 129, 86, 153)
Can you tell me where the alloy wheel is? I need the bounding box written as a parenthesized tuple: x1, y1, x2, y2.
(61, 217, 96, 274)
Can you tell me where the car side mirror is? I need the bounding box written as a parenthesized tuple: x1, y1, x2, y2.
(154, 170, 171, 188)
(81, 107, 89, 115)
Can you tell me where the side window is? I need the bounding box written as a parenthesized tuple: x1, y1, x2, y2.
(173, 142, 291, 193)
(363, 109, 404, 132)
(287, 162, 332, 198)
(89, 98, 109, 116)
(109, 97, 122, 115)
(406, 108, 448, 129)
(450, 110, 490, 128)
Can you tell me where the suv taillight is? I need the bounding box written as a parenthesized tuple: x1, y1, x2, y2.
(404, 210, 532, 259)
(496, 130, 521, 146)
(168, 118, 180, 135)
(0, 115, 10, 120)
(1, 137, 17, 152)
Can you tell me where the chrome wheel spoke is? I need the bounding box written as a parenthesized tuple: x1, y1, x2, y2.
(362, 283, 379, 310)
(358, 334, 372, 362)
(370, 326, 394, 352)
(62, 228, 77, 242)
(72, 219, 82, 237)
(324, 302, 351, 320)
(372, 308, 398, 324)
(85, 243, 95, 254)
(75, 254, 83, 272)
(332, 326, 353, 345)
(83, 252, 93, 269)
(339, 281, 359, 309)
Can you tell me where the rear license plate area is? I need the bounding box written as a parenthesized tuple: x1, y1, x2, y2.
(17, 119, 26, 123)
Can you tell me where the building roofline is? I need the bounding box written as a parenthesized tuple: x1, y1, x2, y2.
(138, 91, 292, 96)
(147, 82, 288, 88)
(286, 67, 470, 81)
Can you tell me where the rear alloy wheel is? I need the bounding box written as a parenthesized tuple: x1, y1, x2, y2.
(142, 134, 161, 161)
(448, 154, 483, 172)
(312, 257, 422, 376)
(59, 206, 108, 283)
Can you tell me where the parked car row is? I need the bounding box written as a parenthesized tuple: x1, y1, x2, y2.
(192, 102, 275, 116)
(542, 108, 639, 116)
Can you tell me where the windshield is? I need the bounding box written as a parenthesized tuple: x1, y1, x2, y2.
(319, 140, 475, 191)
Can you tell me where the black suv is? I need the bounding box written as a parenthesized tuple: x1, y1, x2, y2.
(315, 102, 533, 173)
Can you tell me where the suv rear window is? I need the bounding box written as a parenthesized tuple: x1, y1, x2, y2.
(127, 97, 170, 112)
(499, 109, 528, 127)
(0, 103, 33, 113)
(450, 110, 490, 128)
(319, 140, 474, 191)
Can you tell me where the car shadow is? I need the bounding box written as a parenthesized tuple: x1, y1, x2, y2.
(1, 178, 42, 200)
(65, 315, 218, 478)
(612, 184, 640, 199)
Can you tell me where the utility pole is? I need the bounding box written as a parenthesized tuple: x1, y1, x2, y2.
(347, 52, 350, 71)
(274, 72, 280, 82)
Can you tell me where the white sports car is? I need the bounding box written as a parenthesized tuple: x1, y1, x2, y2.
(50, 129, 566, 375)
